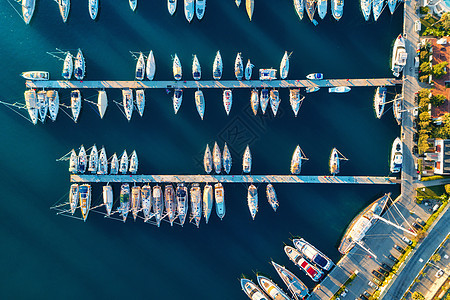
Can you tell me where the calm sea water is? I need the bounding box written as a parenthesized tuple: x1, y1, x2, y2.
(0, 1, 402, 299)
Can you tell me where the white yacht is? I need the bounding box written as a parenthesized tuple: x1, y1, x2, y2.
(360, 0, 371, 21)
(257, 275, 290, 300)
(306, 86, 320, 93)
(78, 145, 87, 173)
(213, 142, 222, 174)
(71, 90, 82, 123)
(110, 153, 119, 175)
(259, 68, 277, 80)
(393, 94, 402, 125)
(136, 89, 145, 117)
(388, 0, 397, 14)
(192, 55, 201, 80)
(21, 71, 49, 81)
(164, 185, 176, 226)
(204, 144, 213, 174)
(129, 150, 138, 174)
(306, 73, 323, 80)
(173, 54, 182, 80)
(294, 0, 304, 20)
(391, 34, 407, 77)
(195, 90, 205, 120)
(184, 0, 195, 22)
(289, 89, 302, 117)
(241, 278, 267, 300)
(280, 51, 290, 80)
(213, 51, 223, 80)
(74, 49, 85, 80)
(373, 0, 384, 21)
(223, 89, 232, 116)
(284, 246, 324, 282)
(246, 0, 254, 21)
(176, 184, 188, 226)
(122, 89, 134, 121)
(247, 184, 258, 220)
(243, 145, 252, 173)
(291, 145, 307, 174)
(317, 0, 327, 19)
(119, 184, 130, 222)
(190, 184, 202, 228)
(168, 0, 177, 15)
(390, 137, 402, 173)
(146, 50, 156, 80)
(236, 0, 241, 7)
(266, 184, 279, 212)
(37, 90, 48, 123)
(305, 0, 316, 22)
(223, 143, 232, 174)
(214, 183, 225, 220)
(79, 184, 91, 222)
(129, 0, 137, 11)
(152, 185, 164, 227)
(88, 0, 98, 20)
(88, 145, 98, 173)
(97, 146, 108, 175)
(141, 184, 152, 222)
(329, 86, 351, 93)
(119, 150, 129, 174)
(271, 261, 310, 300)
(331, 0, 344, 21)
(270, 89, 280, 117)
(196, 0, 206, 20)
(58, 0, 70, 21)
(135, 52, 145, 80)
(374, 86, 387, 119)
(235, 52, 244, 80)
(293, 238, 335, 271)
(329, 147, 340, 175)
(250, 90, 259, 116)
(62, 52, 73, 80)
(69, 184, 79, 214)
(103, 185, 113, 217)
(69, 149, 78, 173)
(22, 0, 35, 25)
(47, 90, 59, 122)
(97, 90, 108, 119)
(131, 186, 141, 221)
(173, 89, 183, 114)
(203, 184, 213, 224)
(260, 89, 269, 114)
(245, 59, 254, 80)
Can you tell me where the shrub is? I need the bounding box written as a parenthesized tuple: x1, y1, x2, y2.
(420, 6, 429, 14)
(420, 62, 432, 75)
(430, 94, 447, 107)
(445, 184, 450, 195)
(431, 253, 442, 262)
(433, 62, 449, 78)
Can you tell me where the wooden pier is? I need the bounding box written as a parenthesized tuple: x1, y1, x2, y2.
(70, 174, 399, 184)
(26, 78, 402, 90)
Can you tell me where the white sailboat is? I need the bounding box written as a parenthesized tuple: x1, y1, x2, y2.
(204, 144, 213, 174)
(393, 94, 402, 125)
(214, 183, 226, 220)
(141, 184, 152, 222)
(69, 184, 79, 214)
(122, 89, 134, 121)
(388, 0, 397, 14)
(110, 153, 119, 175)
(245, 59, 254, 80)
(317, 0, 327, 19)
(119, 150, 129, 174)
(266, 184, 279, 212)
(291, 145, 308, 174)
(223, 89, 232, 116)
(289, 89, 303, 117)
(235, 52, 244, 80)
(97, 147, 108, 175)
(223, 143, 232, 174)
(71, 90, 82, 123)
(78, 146, 87, 174)
(88, 145, 98, 173)
(74, 49, 85, 80)
(168, 0, 177, 15)
(135, 89, 145, 117)
(176, 184, 188, 226)
(196, 0, 206, 20)
(103, 185, 113, 217)
(270, 89, 280, 117)
(184, 0, 195, 22)
(97, 90, 108, 119)
(129, 0, 137, 11)
(79, 184, 91, 222)
(246, 0, 254, 21)
(62, 52, 73, 80)
(131, 186, 141, 221)
(146, 50, 156, 80)
(135, 52, 145, 81)
(129, 150, 138, 174)
(37, 90, 48, 124)
(360, 0, 372, 21)
(195, 90, 205, 120)
(190, 184, 202, 228)
(22, 0, 35, 25)
(213, 51, 223, 80)
(213, 142, 222, 174)
(330, 147, 347, 175)
(192, 55, 201, 80)
(247, 184, 258, 219)
(203, 184, 213, 224)
(173, 54, 182, 81)
(294, 0, 304, 20)
(69, 149, 78, 173)
(280, 51, 291, 80)
(242, 145, 252, 173)
(374, 86, 387, 119)
(372, 0, 384, 21)
(173, 89, 183, 114)
(250, 89, 259, 116)
(88, 0, 98, 20)
(47, 90, 59, 122)
(260, 89, 269, 114)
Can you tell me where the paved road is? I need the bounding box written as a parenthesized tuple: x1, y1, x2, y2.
(416, 178, 450, 188)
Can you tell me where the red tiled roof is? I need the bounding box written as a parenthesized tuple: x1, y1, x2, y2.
(428, 37, 450, 119)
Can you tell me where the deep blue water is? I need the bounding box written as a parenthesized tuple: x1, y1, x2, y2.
(0, 1, 402, 299)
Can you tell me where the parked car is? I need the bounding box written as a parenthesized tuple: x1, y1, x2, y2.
(368, 281, 379, 290)
(402, 236, 413, 245)
(413, 222, 422, 230)
(372, 277, 383, 286)
(359, 294, 369, 300)
(363, 291, 372, 297)
(436, 269, 444, 278)
(381, 263, 392, 272)
(416, 218, 425, 226)
(372, 270, 385, 280)
(378, 268, 389, 276)
(394, 244, 406, 254)
(388, 254, 399, 263)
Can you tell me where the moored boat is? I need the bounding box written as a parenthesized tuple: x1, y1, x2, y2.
(246, 0, 254, 21)
(173, 54, 182, 80)
(195, 90, 205, 120)
(241, 278, 268, 300)
(393, 94, 402, 125)
(390, 137, 402, 173)
(317, 0, 327, 19)
(173, 89, 183, 114)
(374, 86, 387, 119)
(152, 185, 164, 227)
(289, 89, 303, 117)
(87, 144, 99, 173)
(388, 0, 397, 14)
(306, 86, 320, 93)
(391, 34, 407, 77)
(196, 0, 206, 20)
(291, 145, 307, 175)
(164, 184, 177, 226)
(260, 89, 269, 114)
(122, 89, 134, 121)
(168, 0, 177, 15)
(271, 261, 310, 300)
(79, 184, 91, 221)
(69, 149, 78, 173)
(119, 150, 129, 174)
(284, 246, 324, 282)
(223, 89, 232, 116)
(129, 0, 137, 11)
(257, 275, 291, 300)
(213, 142, 222, 174)
(245, 59, 254, 80)
(247, 184, 258, 220)
(103, 185, 113, 217)
(146, 50, 156, 80)
(71, 90, 82, 122)
(251, 90, 259, 116)
(88, 0, 98, 20)
(293, 238, 334, 271)
(74, 49, 85, 80)
(136, 89, 145, 117)
(243, 145, 252, 173)
(97, 90, 108, 119)
(24, 89, 38, 125)
(259, 69, 277, 80)
(223, 143, 232, 174)
(62, 52, 73, 79)
(22, 0, 35, 25)
(329, 147, 340, 175)
(360, 0, 372, 21)
(203, 184, 213, 224)
(177, 184, 188, 226)
(47, 90, 59, 122)
(266, 184, 279, 212)
(280, 51, 291, 80)
(184, 0, 195, 22)
(69, 184, 79, 214)
(235, 52, 244, 80)
(236, 0, 241, 6)
(190, 184, 202, 227)
(306, 73, 323, 80)
(204, 144, 213, 174)
(141, 184, 152, 222)
(135, 52, 145, 80)
(110, 153, 119, 175)
(214, 183, 225, 220)
(78, 145, 87, 173)
(131, 186, 141, 221)
(294, 0, 304, 20)
(129, 150, 138, 174)
(305, 0, 316, 22)
(331, 0, 344, 21)
(269, 89, 280, 117)
(119, 183, 130, 222)
(21, 71, 49, 81)
(97, 146, 108, 175)
(213, 51, 223, 80)
(372, 0, 384, 21)
(37, 90, 48, 123)
(329, 86, 351, 93)
(192, 55, 202, 80)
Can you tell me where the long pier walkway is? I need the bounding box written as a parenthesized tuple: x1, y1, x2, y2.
(70, 174, 399, 184)
(26, 78, 401, 89)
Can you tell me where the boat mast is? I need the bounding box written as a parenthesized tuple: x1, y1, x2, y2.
(372, 214, 417, 236)
(355, 240, 378, 259)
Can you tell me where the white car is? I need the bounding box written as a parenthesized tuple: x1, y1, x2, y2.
(436, 269, 444, 278)
(368, 281, 379, 290)
(402, 236, 413, 245)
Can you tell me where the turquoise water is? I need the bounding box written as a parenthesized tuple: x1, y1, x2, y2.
(0, 1, 402, 299)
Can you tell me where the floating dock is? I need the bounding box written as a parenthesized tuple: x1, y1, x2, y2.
(26, 78, 401, 90)
(70, 174, 399, 184)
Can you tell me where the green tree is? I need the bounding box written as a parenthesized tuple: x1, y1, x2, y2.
(412, 291, 425, 300)
(420, 6, 430, 14)
(420, 50, 429, 61)
(419, 75, 429, 83)
(419, 111, 431, 122)
(431, 253, 442, 262)
(418, 136, 430, 154)
(440, 12, 450, 31)
(419, 95, 430, 109)
(445, 184, 450, 195)
(419, 88, 432, 100)
(420, 62, 432, 75)
(433, 62, 449, 78)
(430, 94, 447, 107)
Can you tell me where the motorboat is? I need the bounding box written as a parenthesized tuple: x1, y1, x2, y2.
(306, 86, 320, 93)
(257, 275, 290, 300)
(88, 0, 98, 20)
(246, 0, 254, 21)
(305, 0, 316, 22)
(391, 34, 407, 77)
(129, 150, 138, 174)
(393, 94, 402, 125)
(173, 89, 183, 114)
(176, 184, 188, 226)
(284, 246, 324, 282)
(88, 144, 98, 173)
(164, 184, 177, 226)
(74, 49, 85, 80)
(372, 0, 384, 21)
(146, 50, 156, 80)
(173, 54, 182, 81)
(242, 145, 252, 173)
(21, 71, 49, 81)
(204, 144, 213, 174)
(293, 238, 334, 271)
(390, 137, 402, 173)
(141, 184, 152, 222)
(69, 149, 78, 173)
(79, 184, 91, 222)
(168, 0, 177, 15)
(196, 0, 206, 20)
(62, 52, 73, 79)
(103, 185, 113, 217)
(329, 147, 340, 175)
(291, 145, 307, 175)
(331, 0, 344, 21)
(58, 0, 70, 22)
(97, 146, 108, 175)
(71, 90, 82, 123)
(136, 89, 145, 117)
(47, 90, 59, 122)
(374, 86, 387, 119)
(203, 184, 213, 224)
(214, 183, 225, 220)
(269, 89, 280, 117)
(339, 193, 390, 254)
(236, 0, 241, 7)
(306, 73, 323, 80)
(119, 150, 129, 174)
(135, 52, 145, 80)
(289, 89, 303, 117)
(213, 51, 223, 80)
(110, 153, 119, 175)
(317, 0, 327, 19)
(213, 142, 222, 174)
(250, 90, 259, 116)
(69, 184, 79, 214)
(24, 89, 38, 125)
(259, 69, 277, 81)
(119, 184, 130, 222)
(294, 0, 304, 20)
(245, 60, 254, 80)
(388, 0, 397, 14)
(360, 0, 371, 21)
(235, 52, 244, 80)
(37, 90, 48, 123)
(22, 0, 35, 24)
(266, 184, 279, 212)
(122, 89, 134, 121)
(190, 184, 202, 228)
(152, 185, 164, 227)
(78, 145, 87, 173)
(97, 90, 108, 119)
(192, 55, 201, 80)
(223, 143, 232, 174)
(195, 90, 205, 120)
(241, 278, 268, 300)
(271, 261, 310, 300)
(223, 89, 232, 116)
(280, 51, 291, 80)
(129, 0, 137, 11)
(247, 184, 258, 220)
(329, 86, 351, 93)
(260, 89, 269, 114)
(131, 186, 141, 221)
(184, 0, 195, 22)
